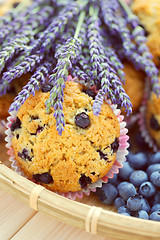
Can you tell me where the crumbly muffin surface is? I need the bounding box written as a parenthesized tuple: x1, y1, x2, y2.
(11, 81, 120, 193)
(122, 62, 145, 114)
(146, 91, 160, 148)
(132, 0, 160, 65)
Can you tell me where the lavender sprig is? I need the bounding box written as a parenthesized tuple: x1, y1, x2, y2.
(0, 52, 43, 95)
(45, 11, 86, 135)
(100, 0, 135, 55)
(33, 2, 82, 53)
(92, 89, 105, 116)
(0, 5, 54, 78)
(9, 61, 54, 112)
(118, 0, 160, 95)
(45, 37, 82, 135)
(0, 35, 31, 74)
(71, 65, 90, 83)
(0, 1, 53, 45)
(87, 5, 132, 115)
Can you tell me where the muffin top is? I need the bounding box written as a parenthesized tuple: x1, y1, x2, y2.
(11, 81, 120, 192)
(122, 62, 145, 114)
(132, 0, 160, 65)
(146, 90, 160, 148)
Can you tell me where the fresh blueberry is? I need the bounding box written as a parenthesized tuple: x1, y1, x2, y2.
(18, 148, 32, 161)
(151, 204, 160, 213)
(114, 197, 125, 210)
(134, 210, 149, 220)
(149, 211, 160, 221)
(108, 174, 120, 187)
(150, 171, 160, 188)
(148, 152, 160, 165)
(154, 191, 160, 205)
(127, 152, 148, 170)
(127, 194, 143, 212)
(118, 161, 134, 181)
(117, 182, 129, 192)
(118, 182, 137, 201)
(130, 170, 148, 187)
(139, 181, 156, 198)
(82, 88, 96, 99)
(147, 164, 160, 176)
(79, 174, 92, 189)
(11, 117, 21, 132)
(33, 172, 53, 184)
(117, 206, 131, 215)
(75, 112, 90, 129)
(141, 198, 150, 213)
(111, 138, 119, 153)
(96, 183, 118, 205)
(150, 115, 160, 130)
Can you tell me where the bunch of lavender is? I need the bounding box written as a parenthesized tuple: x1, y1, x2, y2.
(118, 0, 160, 95)
(34, 2, 82, 53)
(100, 0, 160, 95)
(87, 5, 132, 115)
(0, 0, 53, 45)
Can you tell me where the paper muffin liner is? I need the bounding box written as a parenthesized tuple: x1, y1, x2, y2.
(5, 86, 129, 200)
(138, 83, 158, 152)
(0, 120, 7, 136)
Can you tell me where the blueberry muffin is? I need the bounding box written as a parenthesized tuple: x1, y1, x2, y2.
(122, 62, 145, 114)
(10, 81, 120, 193)
(0, 74, 30, 119)
(132, 0, 160, 66)
(146, 91, 160, 148)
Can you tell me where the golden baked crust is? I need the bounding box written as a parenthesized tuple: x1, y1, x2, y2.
(11, 81, 120, 193)
(132, 0, 160, 65)
(146, 91, 160, 148)
(122, 62, 145, 114)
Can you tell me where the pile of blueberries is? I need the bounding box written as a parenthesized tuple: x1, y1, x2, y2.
(95, 131, 160, 221)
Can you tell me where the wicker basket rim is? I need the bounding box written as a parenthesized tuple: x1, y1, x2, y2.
(0, 161, 160, 240)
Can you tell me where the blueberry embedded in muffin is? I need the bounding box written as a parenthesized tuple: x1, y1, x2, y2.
(11, 81, 121, 193)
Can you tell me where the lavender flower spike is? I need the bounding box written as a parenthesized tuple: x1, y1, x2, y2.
(45, 10, 86, 135)
(0, 52, 43, 95)
(45, 37, 82, 135)
(9, 63, 52, 112)
(93, 89, 105, 116)
(33, 2, 81, 53)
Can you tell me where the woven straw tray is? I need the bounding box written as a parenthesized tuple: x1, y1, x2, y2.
(0, 137, 160, 240)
